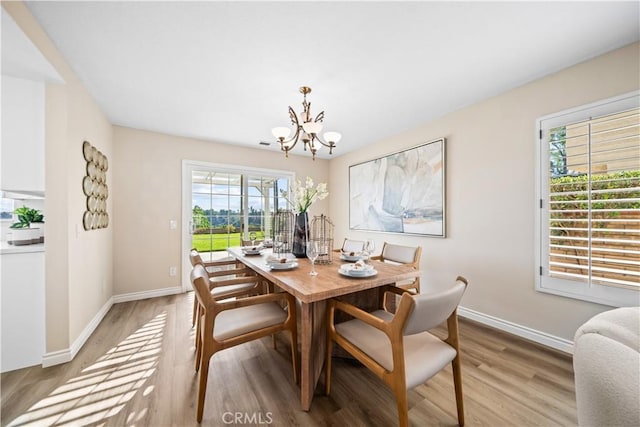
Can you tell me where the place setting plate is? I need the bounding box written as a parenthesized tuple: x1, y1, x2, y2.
(242, 250, 263, 256)
(340, 252, 369, 262)
(267, 261, 299, 270)
(338, 263, 377, 278)
(265, 255, 298, 270)
(241, 246, 264, 255)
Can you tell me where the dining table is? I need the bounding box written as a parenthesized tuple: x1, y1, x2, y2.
(227, 246, 420, 411)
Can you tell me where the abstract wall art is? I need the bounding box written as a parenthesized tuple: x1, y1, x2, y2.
(349, 138, 445, 237)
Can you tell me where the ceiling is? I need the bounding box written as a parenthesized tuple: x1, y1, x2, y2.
(1, 9, 62, 83)
(18, 1, 640, 159)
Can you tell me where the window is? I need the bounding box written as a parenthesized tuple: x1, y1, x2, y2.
(185, 162, 292, 255)
(1, 198, 15, 221)
(536, 92, 640, 307)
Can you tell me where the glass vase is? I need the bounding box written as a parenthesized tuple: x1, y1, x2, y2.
(292, 212, 309, 258)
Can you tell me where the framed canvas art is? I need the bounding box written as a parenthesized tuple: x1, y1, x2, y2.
(349, 138, 445, 237)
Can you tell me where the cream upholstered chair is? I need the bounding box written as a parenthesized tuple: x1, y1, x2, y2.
(189, 248, 264, 326)
(573, 307, 640, 427)
(241, 239, 264, 246)
(340, 238, 365, 254)
(326, 276, 469, 427)
(191, 264, 298, 422)
(371, 242, 422, 294)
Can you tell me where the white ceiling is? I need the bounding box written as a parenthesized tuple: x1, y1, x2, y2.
(20, 1, 640, 159)
(1, 9, 62, 83)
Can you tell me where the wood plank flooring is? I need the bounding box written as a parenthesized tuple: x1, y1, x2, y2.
(1, 292, 577, 426)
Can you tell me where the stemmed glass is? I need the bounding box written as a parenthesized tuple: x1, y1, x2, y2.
(306, 240, 319, 276)
(249, 231, 257, 246)
(364, 239, 375, 262)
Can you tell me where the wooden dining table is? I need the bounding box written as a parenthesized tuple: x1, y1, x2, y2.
(227, 247, 420, 411)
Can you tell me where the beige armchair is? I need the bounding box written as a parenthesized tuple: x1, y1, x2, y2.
(371, 242, 422, 294)
(326, 276, 468, 427)
(241, 239, 264, 246)
(340, 238, 365, 253)
(190, 264, 298, 422)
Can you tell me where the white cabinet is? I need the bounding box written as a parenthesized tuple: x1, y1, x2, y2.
(1, 75, 45, 193)
(1, 250, 45, 372)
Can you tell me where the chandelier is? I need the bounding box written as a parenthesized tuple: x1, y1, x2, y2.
(271, 86, 341, 160)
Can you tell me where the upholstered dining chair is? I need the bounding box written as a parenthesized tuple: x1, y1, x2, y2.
(370, 242, 422, 294)
(325, 276, 469, 427)
(189, 248, 264, 327)
(340, 238, 365, 254)
(191, 264, 298, 422)
(241, 239, 264, 246)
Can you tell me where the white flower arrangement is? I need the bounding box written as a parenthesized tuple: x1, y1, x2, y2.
(281, 176, 328, 213)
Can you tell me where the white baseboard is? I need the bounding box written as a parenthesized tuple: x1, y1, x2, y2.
(41, 348, 72, 368)
(458, 306, 574, 354)
(42, 286, 183, 367)
(42, 296, 114, 367)
(112, 286, 182, 303)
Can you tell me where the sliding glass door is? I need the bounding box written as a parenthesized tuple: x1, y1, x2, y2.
(182, 161, 292, 289)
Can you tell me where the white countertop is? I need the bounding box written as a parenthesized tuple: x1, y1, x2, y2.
(1, 241, 45, 254)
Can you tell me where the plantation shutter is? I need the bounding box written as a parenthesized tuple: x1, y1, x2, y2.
(545, 106, 640, 292)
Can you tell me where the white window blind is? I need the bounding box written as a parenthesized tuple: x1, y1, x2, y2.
(537, 92, 640, 307)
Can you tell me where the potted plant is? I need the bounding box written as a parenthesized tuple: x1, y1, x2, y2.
(10, 206, 44, 244)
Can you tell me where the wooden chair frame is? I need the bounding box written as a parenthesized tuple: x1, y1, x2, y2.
(189, 248, 265, 326)
(325, 278, 468, 427)
(192, 267, 298, 422)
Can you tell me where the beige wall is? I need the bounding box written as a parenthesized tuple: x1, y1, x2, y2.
(329, 42, 640, 342)
(5, 2, 113, 353)
(64, 82, 113, 344)
(112, 127, 329, 295)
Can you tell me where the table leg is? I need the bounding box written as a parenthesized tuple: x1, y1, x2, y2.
(299, 300, 327, 411)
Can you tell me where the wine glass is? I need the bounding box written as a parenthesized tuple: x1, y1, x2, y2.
(306, 240, 319, 276)
(364, 239, 375, 261)
(249, 231, 257, 246)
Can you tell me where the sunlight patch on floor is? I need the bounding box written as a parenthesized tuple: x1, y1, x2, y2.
(7, 312, 167, 427)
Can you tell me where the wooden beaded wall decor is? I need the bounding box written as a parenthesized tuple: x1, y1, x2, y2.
(82, 140, 109, 230)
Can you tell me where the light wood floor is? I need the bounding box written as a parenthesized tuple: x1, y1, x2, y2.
(1, 292, 577, 426)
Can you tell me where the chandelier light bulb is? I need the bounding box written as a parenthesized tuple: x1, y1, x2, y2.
(324, 131, 341, 144)
(272, 127, 291, 140)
